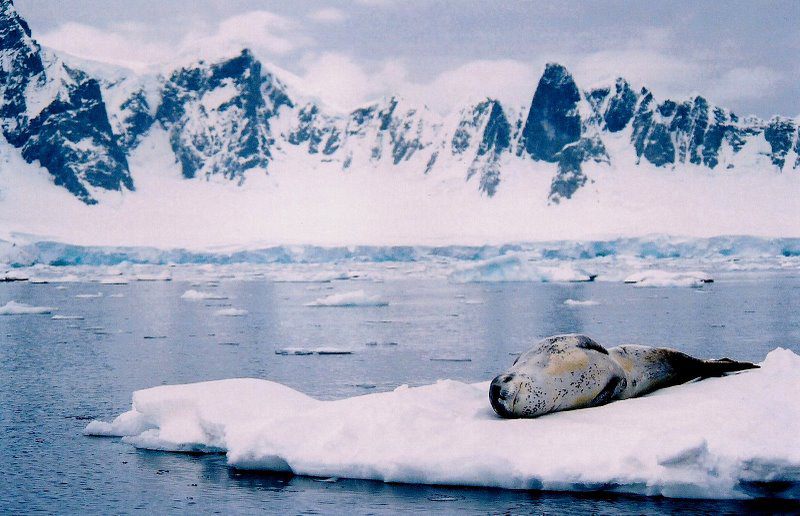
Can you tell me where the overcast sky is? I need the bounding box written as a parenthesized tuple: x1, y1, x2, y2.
(16, 0, 800, 118)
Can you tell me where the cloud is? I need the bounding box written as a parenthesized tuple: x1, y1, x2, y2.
(37, 10, 309, 72)
(308, 8, 347, 24)
(707, 66, 783, 103)
(297, 52, 407, 110)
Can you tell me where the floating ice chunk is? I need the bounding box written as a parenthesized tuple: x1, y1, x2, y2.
(87, 349, 800, 499)
(0, 300, 54, 315)
(563, 299, 599, 306)
(275, 348, 353, 356)
(450, 256, 596, 283)
(214, 308, 248, 317)
(99, 277, 129, 285)
(624, 270, 714, 287)
(181, 289, 229, 301)
(75, 292, 103, 298)
(109, 293, 125, 298)
(133, 272, 172, 282)
(0, 270, 28, 282)
(51, 315, 84, 320)
(305, 290, 389, 307)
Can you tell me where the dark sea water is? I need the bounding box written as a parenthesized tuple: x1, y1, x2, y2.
(2, 273, 799, 514)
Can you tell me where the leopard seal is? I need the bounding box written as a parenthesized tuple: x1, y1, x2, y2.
(489, 334, 758, 418)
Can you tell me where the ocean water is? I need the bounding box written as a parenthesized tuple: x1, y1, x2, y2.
(2, 272, 799, 514)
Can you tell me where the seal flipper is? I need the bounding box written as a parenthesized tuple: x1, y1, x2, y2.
(694, 357, 759, 378)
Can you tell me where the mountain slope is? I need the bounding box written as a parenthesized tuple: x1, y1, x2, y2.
(0, 1, 800, 223)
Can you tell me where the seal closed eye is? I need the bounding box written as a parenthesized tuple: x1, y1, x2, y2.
(489, 334, 759, 418)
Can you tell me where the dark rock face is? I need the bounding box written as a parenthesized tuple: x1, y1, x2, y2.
(116, 89, 154, 148)
(521, 63, 582, 162)
(603, 79, 637, 133)
(155, 49, 291, 180)
(0, 0, 132, 203)
(764, 118, 797, 169)
(549, 136, 609, 203)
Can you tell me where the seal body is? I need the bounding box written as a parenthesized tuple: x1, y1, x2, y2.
(490, 334, 758, 418)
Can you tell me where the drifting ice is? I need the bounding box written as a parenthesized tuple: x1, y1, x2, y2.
(0, 300, 53, 315)
(85, 349, 800, 499)
(305, 290, 389, 307)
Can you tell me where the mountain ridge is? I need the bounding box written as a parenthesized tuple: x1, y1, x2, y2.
(1, 1, 798, 206)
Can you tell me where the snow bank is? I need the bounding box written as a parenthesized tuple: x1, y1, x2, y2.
(624, 270, 714, 287)
(305, 290, 389, 307)
(0, 300, 54, 315)
(213, 308, 248, 317)
(181, 289, 228, 301)
(450, 255, 595, 283)
(563, 299, 599, 306)
(85, 348, 800, 499)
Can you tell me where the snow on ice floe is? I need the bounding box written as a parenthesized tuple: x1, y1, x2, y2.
(51, 314, 84, 320)
(85, 348, 800, 499)
(624, 270, 714, 287)
(450, 255, 596, 283)
(305, 290, 389, 307)
(181, 289, 229, 301)
(563, 299, 599, 306)
(213, 307, 248, 317)
(0, 300, 54, 314)
(75, 292, 103, 298)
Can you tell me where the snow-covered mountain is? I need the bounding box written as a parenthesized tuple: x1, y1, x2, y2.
(0, 1, 798, 248)
(2, 1, 798, 207)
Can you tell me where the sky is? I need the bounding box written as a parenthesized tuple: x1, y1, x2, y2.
(15, 0, 800, 118)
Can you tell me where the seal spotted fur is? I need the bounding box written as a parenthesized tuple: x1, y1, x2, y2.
(489, 334, 758, 418)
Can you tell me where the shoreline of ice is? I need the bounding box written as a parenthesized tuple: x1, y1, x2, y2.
(85, 348, 800, 500)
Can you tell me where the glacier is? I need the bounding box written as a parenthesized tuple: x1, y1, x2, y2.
(84, 348, 800, 499)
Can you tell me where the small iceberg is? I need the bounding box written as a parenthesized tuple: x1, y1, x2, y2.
(86, 348, 800, 500)
(0, 300, 54, 315)
(214, 308, 248, 317)
(275, 348, 353, 356)
(75, 292, 103, 299)
(305, 290, 389, 307)
(51, 315, 84, 320)
(624, 270, 714, 287)
(181, 289, 229, 301)
(563, 299, 599, 306)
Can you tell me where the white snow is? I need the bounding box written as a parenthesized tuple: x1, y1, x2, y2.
(213, 307, 248, 317)
(85, 348, 800, 499)
(305, 290, 389, 307)
(51, 314, 84, 320)
(181, 289, 229, 301)
(563, 299, 599, 306)
(624, 270, 714, 287)
(0, 300, 54, 315)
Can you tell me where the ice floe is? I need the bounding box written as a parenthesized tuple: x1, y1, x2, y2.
(51, 314, 84, 320)
(213, 308, 248, 317)
(305, 290, 389, 307)
(0, 300, 54, 315)
(624, 270, 714, 287)
(85, 348, 800, 499)
(563, 299, 599, 306)
(275, 348, 354, 356)
(181, 289, 228, 301)
(75, 292, 103, 299)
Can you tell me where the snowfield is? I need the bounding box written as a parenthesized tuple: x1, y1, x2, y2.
(85, 348, 800, 499)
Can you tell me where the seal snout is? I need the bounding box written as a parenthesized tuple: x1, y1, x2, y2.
(489, 374, 520, 418)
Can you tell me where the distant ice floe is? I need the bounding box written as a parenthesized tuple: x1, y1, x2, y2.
(51, 314, 84, 320)
(450, 255, 596, 283)
(624, 270, 714, 287)
(563, 299, 599, 306)
(305, 290, 389, 307)
(86, 348, 800, 499)
(213, 308, 248, 317)
(75, 292, 103, 298)
(181, 289, 228, 301)
(275, 348, 353, 356)
(0, 300, 54, 314)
